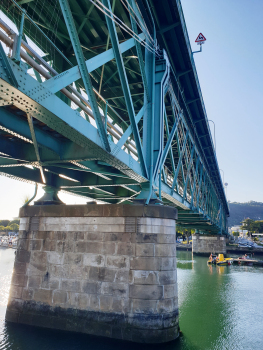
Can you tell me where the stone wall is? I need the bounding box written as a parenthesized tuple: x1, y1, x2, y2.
(192, 234, 226, 255)
(6, 204, 179, 343)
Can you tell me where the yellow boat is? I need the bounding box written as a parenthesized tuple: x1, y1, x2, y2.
(208, 254, 233, 266)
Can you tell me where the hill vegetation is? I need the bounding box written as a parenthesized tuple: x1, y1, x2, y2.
(228, 201, 263, 227)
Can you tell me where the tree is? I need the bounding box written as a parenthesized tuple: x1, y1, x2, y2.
(232, 231, 239, 237)
(10, 223, 19, 232)
(0, 220, 10, 227)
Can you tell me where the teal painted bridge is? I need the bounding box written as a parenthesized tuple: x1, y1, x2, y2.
(0, 0, 229, 234)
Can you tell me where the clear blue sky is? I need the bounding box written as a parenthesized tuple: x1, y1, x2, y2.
(181, 0, 263, 203)
(0, 1, 262, 219)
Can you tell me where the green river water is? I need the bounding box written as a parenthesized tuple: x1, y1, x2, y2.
(0, 248, 262, 350)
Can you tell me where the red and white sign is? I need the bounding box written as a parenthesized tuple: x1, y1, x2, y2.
(195, 33, 206, 45)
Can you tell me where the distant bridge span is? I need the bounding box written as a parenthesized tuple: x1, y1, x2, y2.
(0, 0, 229, 234)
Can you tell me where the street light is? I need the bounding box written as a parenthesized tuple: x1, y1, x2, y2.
(208, 119, 216, 154)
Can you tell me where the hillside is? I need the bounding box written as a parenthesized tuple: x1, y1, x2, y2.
(228, 201, 263, 227)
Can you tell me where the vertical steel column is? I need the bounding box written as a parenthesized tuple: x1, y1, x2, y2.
(58, 0, 111, 153)
(152, 55, 170, 180)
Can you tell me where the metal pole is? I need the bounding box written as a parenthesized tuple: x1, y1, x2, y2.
(13, 10, 25, 63)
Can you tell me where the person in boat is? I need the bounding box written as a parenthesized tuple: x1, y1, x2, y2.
(209, 253, 217, 263)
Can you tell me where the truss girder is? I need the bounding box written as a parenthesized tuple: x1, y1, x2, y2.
(0, 0, 229, 234)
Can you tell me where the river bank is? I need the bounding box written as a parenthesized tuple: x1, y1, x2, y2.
(176, 242, 263, 256)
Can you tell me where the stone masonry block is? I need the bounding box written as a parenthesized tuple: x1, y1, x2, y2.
(104, 232, 132, 243)
(130, 257, 161, 271)
(157, 297, 176, 313)
(114, 270, 129, 283)
(83, 254, 105, 267)
(82, 281, 100, 294)
(89, 295, 100, 311)
(161, 257, 176, 271)
(61, 280, 81, 293)
(157, 234, 175, 244)
(9, 285, 23, 299)
(86, 232, 104, 241)
(136, 243, 155, 257)
(42, 239, 56, 252)
(132, 299, 158, 314)
(164, 284, 177, 299)
(116, 242, 135, 256)
(102, 242, 116, 255)
(22, 288, 34, 300)
(11, 273, 27, 287)
(155, 244, 176, 257)
(34, 289, 53, 304)
(29, 240, 42, 251)
(77, 293, 90, 310)
(53, 290, 68, 304)
(99, 295, 113, 312)
(159, 271, 177, 285)
(63, 253, 82, 266)
(136, 233, 157, 243)
(89, 267, 115, 282)
(18, 238, 29, 250)
(132, 270, 159, 285)
(56, 240, 74, 253)
(63, 265, 82, 279)
(28, 275, 42, 288)
(106, 256, 129, 269)
(129, 285, 163, 300)
(16, 249, 31, 263)
(101, 282, 128, 298)
(13, 262, 27, 275)
(47, 252, 63, 265)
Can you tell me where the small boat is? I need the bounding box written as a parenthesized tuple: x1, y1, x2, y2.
(237, 254, 253, 266)
(208, 253, 233, 266)
(216, 254, 233, 266)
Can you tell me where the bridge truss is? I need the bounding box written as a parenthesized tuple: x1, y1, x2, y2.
(0, 0, 229, 234)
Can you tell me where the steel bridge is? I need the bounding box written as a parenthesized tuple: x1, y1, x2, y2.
(0, 0, 229, 234)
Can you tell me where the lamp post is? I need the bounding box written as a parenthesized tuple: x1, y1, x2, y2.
(208, 119, 216, 154)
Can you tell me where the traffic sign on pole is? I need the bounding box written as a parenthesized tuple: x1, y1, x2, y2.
(195, 33, 206, 45)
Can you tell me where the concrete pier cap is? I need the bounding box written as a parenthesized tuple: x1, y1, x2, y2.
(6, 204, 179, 343)
(192, 233, 226, 256)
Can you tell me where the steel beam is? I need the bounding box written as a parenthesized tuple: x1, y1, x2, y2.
(102, 0, 147, 178)
(171, 130, 189, 193)
(59, 0, 110, 153)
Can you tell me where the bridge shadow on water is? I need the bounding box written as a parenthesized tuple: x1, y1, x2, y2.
(1, 321, 196, 350)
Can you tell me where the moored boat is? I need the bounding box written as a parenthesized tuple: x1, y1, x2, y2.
(208, 253, 233, 266)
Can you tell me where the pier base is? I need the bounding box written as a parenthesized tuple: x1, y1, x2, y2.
(6, 204, 179, 343)
(192, 234, 226, 255)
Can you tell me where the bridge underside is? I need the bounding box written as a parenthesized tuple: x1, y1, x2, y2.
(0, 0, 229, 234)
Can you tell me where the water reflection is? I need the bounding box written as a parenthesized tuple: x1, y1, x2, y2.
(1, 249, 263, 349)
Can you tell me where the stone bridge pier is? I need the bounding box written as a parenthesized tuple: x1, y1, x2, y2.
(192, 233, 226, 256)
(6, 204, 179, 343)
